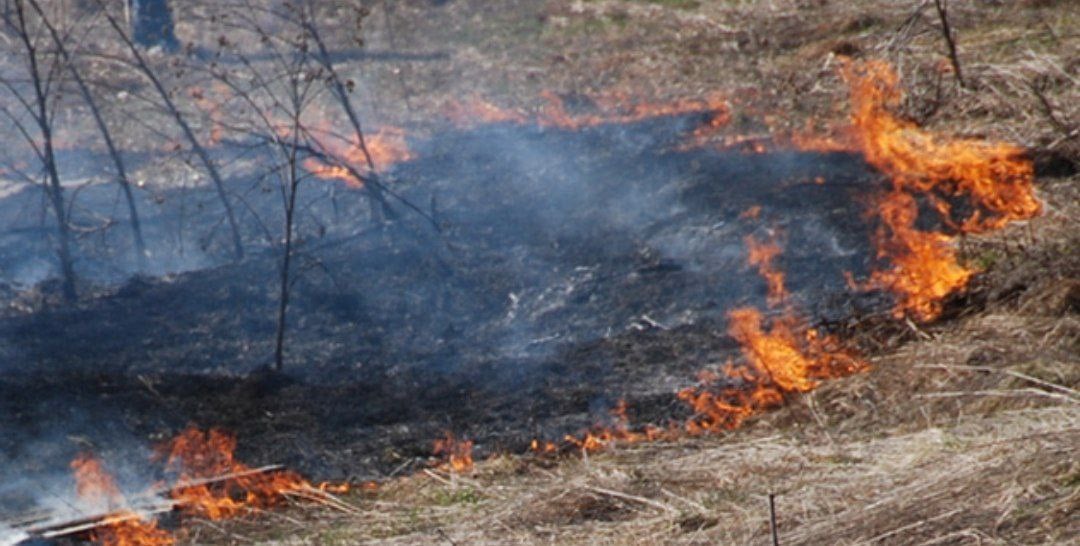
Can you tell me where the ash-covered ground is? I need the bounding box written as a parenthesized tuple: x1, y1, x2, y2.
(0, 114, 888, 516)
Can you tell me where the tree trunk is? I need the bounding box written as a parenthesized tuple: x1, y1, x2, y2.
(12, 0, 76, 301)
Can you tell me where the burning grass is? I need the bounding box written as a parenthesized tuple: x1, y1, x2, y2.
(184, 232, 1078, 543)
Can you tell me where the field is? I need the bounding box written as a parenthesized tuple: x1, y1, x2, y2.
(0, 0, 1076, 544)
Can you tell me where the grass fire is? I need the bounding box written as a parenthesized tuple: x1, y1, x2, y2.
(0, 1, 1075, 545)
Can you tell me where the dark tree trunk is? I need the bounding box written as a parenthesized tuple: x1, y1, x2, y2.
(130, 0, 178, 51)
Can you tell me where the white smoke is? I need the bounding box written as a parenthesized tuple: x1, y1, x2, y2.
(0, 524, 28, 546)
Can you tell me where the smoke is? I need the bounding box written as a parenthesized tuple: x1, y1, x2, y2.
(0, 401, 160, 532)
(0, 525, 28, 546)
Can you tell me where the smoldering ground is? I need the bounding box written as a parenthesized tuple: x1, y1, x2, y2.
(0, 113, 887, 519)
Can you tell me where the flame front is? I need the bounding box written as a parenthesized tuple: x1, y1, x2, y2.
(158, 426, 345, 520)
(433, 432, 475, 472)
(796, 60, 1040, 320)
(679, 307, 863, 434)
(679, 231, 865, 434)
(89, 515, 174, 546)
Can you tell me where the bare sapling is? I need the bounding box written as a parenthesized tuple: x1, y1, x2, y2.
(199, 1, 330, 371)
(93, 0, 245, 261)
(0, 0, 77, 300)
(933, 0, 965, 88)
(300, 4, 396, 224)
(27, 0, 147, 271)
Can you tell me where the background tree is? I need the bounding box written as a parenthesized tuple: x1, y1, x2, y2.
(97, 0, 246, 261)
(0, 0, 78, 300)
(28, 0, 148, 271)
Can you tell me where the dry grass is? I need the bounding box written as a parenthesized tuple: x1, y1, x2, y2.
(172, 0, 1078, 544)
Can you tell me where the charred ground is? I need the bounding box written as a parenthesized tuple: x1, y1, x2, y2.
(1, 116, 889, 488)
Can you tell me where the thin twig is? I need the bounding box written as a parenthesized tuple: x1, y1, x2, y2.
(582, 485, 677, 514)
(914, 364, 1080, 398)
(914, 389, 1078, 404)
(769, 493, 779, 546)
(933, 0, 966, 88)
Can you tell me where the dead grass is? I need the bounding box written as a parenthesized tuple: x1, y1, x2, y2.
(173, 0, 1078, 543)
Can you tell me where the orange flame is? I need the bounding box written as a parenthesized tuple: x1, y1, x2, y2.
(843, 61, 1040, 230)
(156, 426, 339, 520)
(71, 454, 175, 546)
(679, 308, 864, 434)
(794, 60, 1040, 320)
(304, 125, 414, 187)
(745, 233, 787, 307)
(528, 400, 665, 456)
(680, 232, 865, 434)
(71, 453, 124, 509)
(432, 432, 474, 472)
(529, 439, 559, 454)
(561, 400, 665, 453)
(868, 189, 974, 320)
(89, 514, 174, 546)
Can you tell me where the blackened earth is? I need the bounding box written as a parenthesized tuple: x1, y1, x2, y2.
(0, 115, 891, 516)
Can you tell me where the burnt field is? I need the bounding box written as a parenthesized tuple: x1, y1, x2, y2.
(0, 112, 889, 499)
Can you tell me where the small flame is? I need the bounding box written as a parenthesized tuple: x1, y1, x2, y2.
(89, 515, 174, 546)
(71, 453, 124, 509)
(745, 233, 787, 307)
(432, 432, 474, 472)
(561, 400, 665, 453)
(529, 439, 559, 454)
(304, 125, 414, 186)
(71, 454, 175, 546)
(157, 426, 331, 520)
(679, 308, 864, 434)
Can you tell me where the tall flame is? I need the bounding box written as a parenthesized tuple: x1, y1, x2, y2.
(795, 60, 1040, 320)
